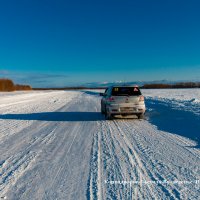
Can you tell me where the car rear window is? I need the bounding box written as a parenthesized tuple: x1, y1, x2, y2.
(111, 87, 141, 96)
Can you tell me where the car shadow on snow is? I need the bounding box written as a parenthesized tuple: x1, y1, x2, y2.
(145, 98, 200, 148)
(0, 112, 104, 122)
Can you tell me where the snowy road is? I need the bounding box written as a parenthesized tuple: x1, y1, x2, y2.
(0, 90, 200, 200)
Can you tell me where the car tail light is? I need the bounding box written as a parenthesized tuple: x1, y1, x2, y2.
(108, 97, 115, 102)
(139, 96, 144, 101)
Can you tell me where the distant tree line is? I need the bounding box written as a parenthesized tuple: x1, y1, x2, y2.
(0, 79, 32, 91)
(142, 82, 200, 89)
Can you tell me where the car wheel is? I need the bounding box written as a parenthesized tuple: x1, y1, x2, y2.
(101, 106, 105, 114)
(105, 110, 112, 120)
(137, 113, 144, 119)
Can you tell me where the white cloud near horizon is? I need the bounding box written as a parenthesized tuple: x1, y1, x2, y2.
(0, 70, 71, 87)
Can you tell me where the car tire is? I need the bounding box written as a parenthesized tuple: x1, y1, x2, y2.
(105, 110, 112, 120)
(137, 113, 144, 119)
(101, 106, 105, 114)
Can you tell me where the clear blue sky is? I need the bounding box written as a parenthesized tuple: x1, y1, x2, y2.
(0, 0, 200, 87)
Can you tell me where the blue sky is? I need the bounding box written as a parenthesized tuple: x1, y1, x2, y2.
(0, 0, 200, 87)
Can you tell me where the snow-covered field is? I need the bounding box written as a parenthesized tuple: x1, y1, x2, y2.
(0, 89, 199, 200)
(142, 89, 200, 116)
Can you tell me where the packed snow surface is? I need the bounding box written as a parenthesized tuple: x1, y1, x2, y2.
(0, 89, 199, 200)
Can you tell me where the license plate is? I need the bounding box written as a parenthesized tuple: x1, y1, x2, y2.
(121, 107, 136, 111)
(121, 107, 132, 111)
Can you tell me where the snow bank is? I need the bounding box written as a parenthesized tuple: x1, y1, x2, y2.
(142, 89, 200, 115)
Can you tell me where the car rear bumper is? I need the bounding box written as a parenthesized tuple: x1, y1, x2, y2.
(106, 103, 146, 115)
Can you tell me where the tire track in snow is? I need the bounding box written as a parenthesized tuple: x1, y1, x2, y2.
(100, 121, 130, 199)
(121, 120, 199, 199)
(125, 121, 184, 199)
(88, 118, 186, 200)
(113, 120, 179, 199)
(87, 123, 100, 200)
(97, 122, 103, 200)
(87, 120, 134, 200)
(106, 120, 156, 200)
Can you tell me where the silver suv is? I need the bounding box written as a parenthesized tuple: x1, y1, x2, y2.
(100, 85, 145, 119)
